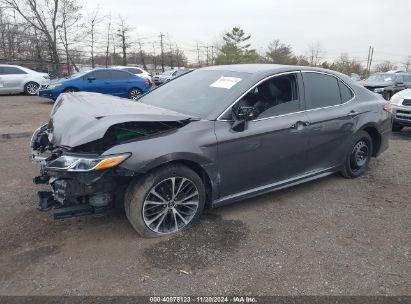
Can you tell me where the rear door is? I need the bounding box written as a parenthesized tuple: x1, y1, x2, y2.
(82, 70, 113, 94)
(109, 70, 134, 96)
(302, 71, 358, 172)
(215, 72, 311, 198)
(0, 66, 27, 92)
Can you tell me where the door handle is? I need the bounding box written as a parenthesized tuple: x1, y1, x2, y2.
(291, 121, 310, 129)
(347, 110, 360, 117)
(104, 81, 111, 84)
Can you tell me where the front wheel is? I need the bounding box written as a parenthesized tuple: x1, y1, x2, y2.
(24, 81, 40, 96)
(341, 131, 373, 178)
(124, 164, 205, 237)
(128, 88, 143, 100)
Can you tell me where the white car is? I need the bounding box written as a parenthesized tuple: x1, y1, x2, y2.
(111, 66, 152, 86)
(153, 69, 189, 85)
(390, 89, 411, 132)
(0, 65, 50, 96)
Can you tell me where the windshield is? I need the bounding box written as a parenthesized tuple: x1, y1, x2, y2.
(366, 74, 396, 82)
(140, 70, 250, 118)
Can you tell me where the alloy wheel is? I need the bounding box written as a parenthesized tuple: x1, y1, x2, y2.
(26, 83, 39, 95)
(129, 89, 142, 100)
(142, 177, 200, 234)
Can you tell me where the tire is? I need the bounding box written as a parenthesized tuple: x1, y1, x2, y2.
(392, 123, 404, 132)
(24, 81, 40, 96)
(128, 88, 143, 100)
(124, 164, 205, 237)
(64, 87, 79, 93)
(341, 130, 373, 178)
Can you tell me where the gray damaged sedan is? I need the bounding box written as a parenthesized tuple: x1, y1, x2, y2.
(31, 64, 392, 237)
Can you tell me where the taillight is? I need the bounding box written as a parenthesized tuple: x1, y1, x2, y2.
(383, 102, 392, 113)
(144, 79, 149, 85)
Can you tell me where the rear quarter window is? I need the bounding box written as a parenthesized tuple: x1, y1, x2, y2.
(339, 80, 354, 102)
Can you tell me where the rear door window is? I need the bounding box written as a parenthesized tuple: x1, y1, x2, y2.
(304, 72, 342, 109)
(126, 68, 142, 74)
(110, 70, 132, 79)
(0, 66, 27, 75)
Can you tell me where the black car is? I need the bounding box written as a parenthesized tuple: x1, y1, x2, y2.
(31, 64, 392, 237)
(361, 72, 411, 100)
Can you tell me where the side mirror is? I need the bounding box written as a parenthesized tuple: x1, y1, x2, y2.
(87, 76, 96, 82)
(231, 106, 255, 132)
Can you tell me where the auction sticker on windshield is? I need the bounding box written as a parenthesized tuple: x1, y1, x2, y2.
(210, 76, 242, 89)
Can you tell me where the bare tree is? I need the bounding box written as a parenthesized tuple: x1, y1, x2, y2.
(84, 6, 103, 68)
(331, 53, 363, 75)
(306, 41, 325, 66)
(117, 15, 132, 66)
(59, 0, 81, 74)
(374, 60, 397, 72)
(104, 12, 111, 67)
(0, 0, 66, 75)
(404, 56, 411, 72)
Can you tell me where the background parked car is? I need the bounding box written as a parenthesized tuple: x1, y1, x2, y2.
(350, 73, 361, 81)
(390, 88, 411, 132)
(0, 64, 50, 96)
(360, 72, 411, 100)
(111, 66, 153, 86)
(39, 68, 150, 100)
(153, 69, 190, 85)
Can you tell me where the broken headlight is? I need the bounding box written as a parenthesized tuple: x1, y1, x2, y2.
(45, 153, 130, 172)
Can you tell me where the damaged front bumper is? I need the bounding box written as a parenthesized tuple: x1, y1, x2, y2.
(31, 126, 132, 219)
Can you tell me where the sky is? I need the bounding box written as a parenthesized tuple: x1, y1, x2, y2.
(82, 0, 411, 67)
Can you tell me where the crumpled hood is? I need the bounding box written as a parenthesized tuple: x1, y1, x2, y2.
(360, 81, 392, 88)
(48, 92, 193, 148)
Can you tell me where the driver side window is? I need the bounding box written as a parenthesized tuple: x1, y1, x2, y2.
(233, 73, 300, 120)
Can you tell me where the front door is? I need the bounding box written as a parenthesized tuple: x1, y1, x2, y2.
(215, 72, 310, 199)
(82, 70, 113, 94)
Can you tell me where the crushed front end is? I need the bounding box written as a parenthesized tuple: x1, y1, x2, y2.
(31, 124, 132, 219)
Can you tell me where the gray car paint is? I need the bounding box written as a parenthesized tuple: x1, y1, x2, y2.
(43, 64, 392, 207)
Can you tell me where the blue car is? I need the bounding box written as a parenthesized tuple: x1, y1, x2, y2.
(39, 68, 150, 100)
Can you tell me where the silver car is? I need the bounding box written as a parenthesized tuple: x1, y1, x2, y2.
(391, 89, 411, 131)
(153, 69, 189, 85)
(0, 65, 50, 96)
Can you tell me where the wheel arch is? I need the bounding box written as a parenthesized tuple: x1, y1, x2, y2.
(359, 123, 381, 157)
(63, 86, 79, 92)
(136, 157, 217, 207)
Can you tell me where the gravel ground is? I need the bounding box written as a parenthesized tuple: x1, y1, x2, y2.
(0, 95, 410, 296)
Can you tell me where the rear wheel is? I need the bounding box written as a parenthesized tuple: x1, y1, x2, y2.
(128, 88, 143, 100)
(392, 123, 404, 132)
(341, 131, 373, 178)
(124, 164, 205, 237)
(24, 82, 40, 96)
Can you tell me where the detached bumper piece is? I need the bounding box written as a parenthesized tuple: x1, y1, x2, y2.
(35, 173, 117, 220)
